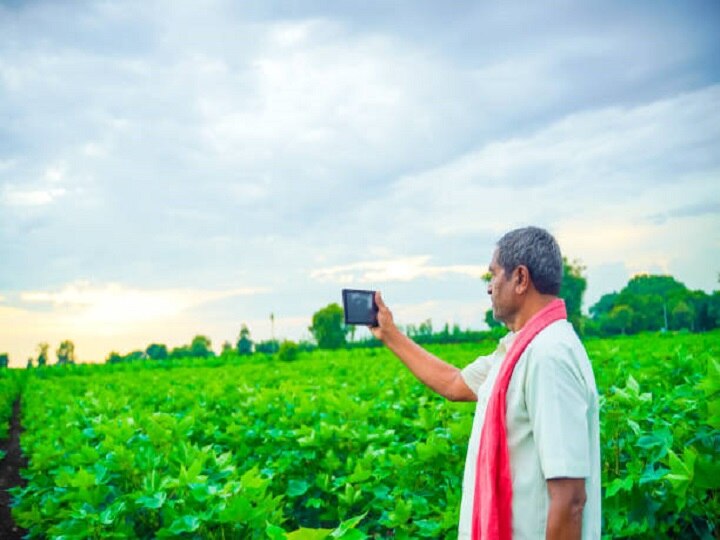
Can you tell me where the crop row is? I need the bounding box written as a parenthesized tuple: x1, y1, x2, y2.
(12, 346, 480, 538)
(9, 332, 720, 538)
(0, 370, 22, 450)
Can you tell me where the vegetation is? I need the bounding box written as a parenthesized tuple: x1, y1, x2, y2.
(56, 340, 76, 366)
(588, 275, 720, 335)
(5, 331, 719, 538)
(310, 303, 348, 349)
(237, 324, 253, 355)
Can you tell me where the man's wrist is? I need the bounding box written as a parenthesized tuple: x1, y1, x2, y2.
(380, 325, 403, 346)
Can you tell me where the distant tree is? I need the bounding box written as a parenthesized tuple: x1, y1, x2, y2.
(236, 324, 253, 355)
(417, 319, 433, 337)
(687, 290, 716, 331)
(0, 353, 8, 368)
(485, 309, 501, 329)
(37, 342, 49, 367)
(169, 345, 192, 359)
(56, 340, 76, 365)
(255, 339, 280, 354)
(560, 258, 587, 332)
(221, 341, 233, 355)
(348, 324, 357, 343)
(278, 340, 299, 362)
(589, 275, 699, 334)
(145, 343, 168, 361)
(26, 357, 33, 369)
(671, 301, 694, 330)
(309, 303, 348, 349)
(589, 293, 618, 320)
(607, 305, 634, 335)
(106, 351, 123, 364)
(709, 292, 720, 327)
(190, 335, 213, 358)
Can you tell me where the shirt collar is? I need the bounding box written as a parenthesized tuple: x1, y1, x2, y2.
(497, 330, 517, 354)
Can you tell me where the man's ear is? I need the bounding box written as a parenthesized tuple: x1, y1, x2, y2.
(514, 265, 530, 294)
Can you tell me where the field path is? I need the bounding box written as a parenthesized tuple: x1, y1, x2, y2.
(0, 399, 28, 539)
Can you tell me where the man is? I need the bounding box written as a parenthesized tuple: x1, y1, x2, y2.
(370, 226, 600, 540)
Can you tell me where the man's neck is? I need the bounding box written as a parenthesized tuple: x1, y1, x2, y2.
(506, 294, 557, 332)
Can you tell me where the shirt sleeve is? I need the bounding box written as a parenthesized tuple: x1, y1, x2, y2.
(460, 354, 494, 394)
(525, 342, 591, 479)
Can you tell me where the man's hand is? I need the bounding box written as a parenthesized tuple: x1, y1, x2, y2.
(370, 291, 400, 343)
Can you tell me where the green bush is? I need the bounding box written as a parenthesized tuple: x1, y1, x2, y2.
(278, 340, 299, 362)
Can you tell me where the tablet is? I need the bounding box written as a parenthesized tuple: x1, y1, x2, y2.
(342, 289, 379, 326)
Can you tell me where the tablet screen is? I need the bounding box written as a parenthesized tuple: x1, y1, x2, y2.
(342, 289, 378, 326)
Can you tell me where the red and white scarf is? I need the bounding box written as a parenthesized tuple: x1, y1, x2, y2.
(471, 298, 567, 540)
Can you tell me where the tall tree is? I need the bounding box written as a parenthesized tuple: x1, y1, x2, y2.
(560, 258, 587, 331)
(485, 309, 501, 329)
(237, 324, 253, 355)
(56, 340, 76, 365)
(146, 343, 168, 361)
(190, 335, 213, 358)
(37, 342, 49, 366)
(0, 353, 8, 368)
(309, 303, 348, 349)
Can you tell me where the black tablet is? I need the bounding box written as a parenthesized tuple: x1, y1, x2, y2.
(342, 289, 379, 326)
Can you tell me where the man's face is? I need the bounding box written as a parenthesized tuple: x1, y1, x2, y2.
(487, 250, 519, 324)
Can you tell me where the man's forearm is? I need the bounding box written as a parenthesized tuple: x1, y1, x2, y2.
(382, 327, 471, 401)
(546, 478, 586, 540)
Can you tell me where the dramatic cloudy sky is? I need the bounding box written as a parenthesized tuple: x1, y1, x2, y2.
(1, 1, 719, 366)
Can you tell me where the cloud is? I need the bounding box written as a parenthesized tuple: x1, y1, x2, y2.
(647, 201, 720, 224)
(0, 1, 718, 365)
(311, 256, 486, 284)
(19, 281, 268, 327)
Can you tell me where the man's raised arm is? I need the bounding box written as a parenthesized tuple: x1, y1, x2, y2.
(370, 291, 477, 402)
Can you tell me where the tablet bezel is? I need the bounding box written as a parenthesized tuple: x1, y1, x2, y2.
(342, 289, 379, 326)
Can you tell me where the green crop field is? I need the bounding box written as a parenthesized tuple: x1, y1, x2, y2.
(2, 331, 719, 539)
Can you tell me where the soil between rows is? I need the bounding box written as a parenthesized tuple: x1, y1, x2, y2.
(0, 398, 28, 539)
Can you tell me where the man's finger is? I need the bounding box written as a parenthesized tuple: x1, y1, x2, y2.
(375, 290, 386, 310)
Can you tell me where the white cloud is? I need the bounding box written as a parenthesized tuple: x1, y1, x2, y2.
(2, 186, 67, 206)
(311, 256, 487, 284)
(20, 281, 268, 327)
(43, 163, 66, 182)
(0, 1, 717, 365)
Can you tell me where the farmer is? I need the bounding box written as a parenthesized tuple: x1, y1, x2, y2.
(371, 226, 600, 540)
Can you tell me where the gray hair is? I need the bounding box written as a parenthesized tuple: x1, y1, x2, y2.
(496, 226, 563, 295)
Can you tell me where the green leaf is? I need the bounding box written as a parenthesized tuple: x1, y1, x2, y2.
(639, 465, 668, 485)
(136, 491, 167, 509)
(69, 468, 96, 489)
(636, 435, 662, 449)
(331, 512, 367, 539)
(695, 457, 720, 489)
(266, 523, 287, 540)
(286, 528, 333, 540)
(287, 479, 310, 497)
(168, 515, 201, 534)
(99, 501, 126, 525)
(605, 476, 633, 497)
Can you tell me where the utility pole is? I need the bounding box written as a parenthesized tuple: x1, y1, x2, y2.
(270, 312, 275, 342)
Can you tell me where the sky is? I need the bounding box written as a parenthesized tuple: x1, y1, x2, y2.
(1, 1, 719, 366)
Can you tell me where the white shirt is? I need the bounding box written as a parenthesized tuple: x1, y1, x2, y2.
(458, 320, 601, 540)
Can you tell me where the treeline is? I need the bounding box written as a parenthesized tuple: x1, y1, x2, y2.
(584, 274, 720, 335)
(4, 265, 719, 367)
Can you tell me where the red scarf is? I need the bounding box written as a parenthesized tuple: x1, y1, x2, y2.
(471, 298, 567, 540)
